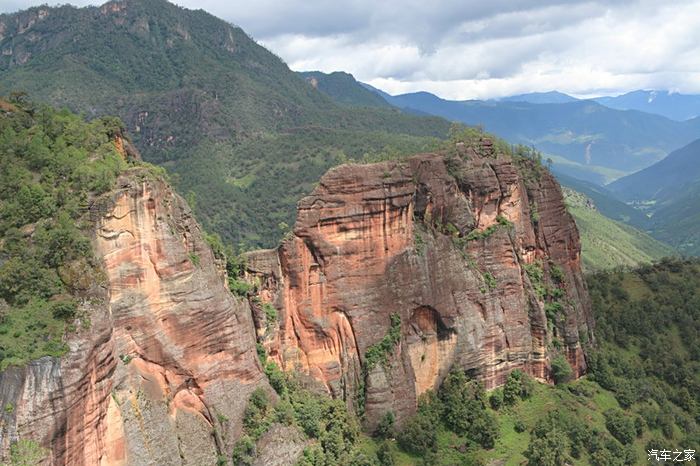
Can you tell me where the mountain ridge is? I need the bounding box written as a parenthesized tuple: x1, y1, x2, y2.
(353, 83, 700, 184)
(0, 0, 451, 247)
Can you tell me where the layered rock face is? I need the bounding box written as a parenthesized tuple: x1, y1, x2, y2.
(0, 170, 267, 465)
(246, 147, 594, 428)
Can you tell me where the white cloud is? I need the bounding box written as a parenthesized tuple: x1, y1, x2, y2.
(2, 0, 700, 99)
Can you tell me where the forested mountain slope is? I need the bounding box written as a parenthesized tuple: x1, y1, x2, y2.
(0, 0, 451, 247)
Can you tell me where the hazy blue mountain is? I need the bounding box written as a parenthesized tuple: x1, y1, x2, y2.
(595, 90, 700, 121)
(555, 173, 650, 228)
(608, 139, 700, 255)
(297, 71, 391, 108)
(498, 91, 578, 104)
(370, 90, 700, 184)
(609, 138, 700, 202)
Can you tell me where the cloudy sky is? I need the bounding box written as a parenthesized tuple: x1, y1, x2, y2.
(2, 0, 700, 99)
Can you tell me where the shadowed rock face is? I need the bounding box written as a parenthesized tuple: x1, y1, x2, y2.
(0, 170, 267, 465)
(245, 150, 594, 429)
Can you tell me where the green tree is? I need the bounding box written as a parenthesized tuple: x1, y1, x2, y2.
(376, 441, 394, 466)
(550, 355, 573, 384)
(503, 370, 523, 406)
(604, 409, 636, 445)
(375, 411, 395, 439)
(397, 412, 437, 455)
(524, 428, 570, 466)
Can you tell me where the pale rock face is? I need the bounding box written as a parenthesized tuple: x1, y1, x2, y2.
(0, 170, 268, 465)
(246, 151, 594, 430)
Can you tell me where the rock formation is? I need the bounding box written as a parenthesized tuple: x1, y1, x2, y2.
(245, 145, 594, 429)
(0, 169, 268, 465)
(0, 139, 594, 464)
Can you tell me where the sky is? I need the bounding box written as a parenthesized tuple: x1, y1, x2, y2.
(2, 0, 700, 100)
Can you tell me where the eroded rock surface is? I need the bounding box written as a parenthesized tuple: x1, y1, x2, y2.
(0, 169, 267, 465)
(246, 149, 594, 429)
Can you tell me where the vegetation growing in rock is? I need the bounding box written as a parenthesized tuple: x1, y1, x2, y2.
(0, 97, 135, 369)
(357, 313, 402, 416)
(2, 438, 47, 466)
(232, 259, 700, 465)
(550, 355, 574, 385)
(241, 346, 365, 466)
(465, 215, 514, 242)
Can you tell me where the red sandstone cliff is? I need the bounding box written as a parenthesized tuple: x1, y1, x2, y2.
(245, 146, 594, 429)
(0, 141, 594, 464)
(0, 169, 268, 465)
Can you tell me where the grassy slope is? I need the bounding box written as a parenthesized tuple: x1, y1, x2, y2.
(563, 189, 675, 271)
(570, 206, 675, 271)
(353, 377, 653, 465)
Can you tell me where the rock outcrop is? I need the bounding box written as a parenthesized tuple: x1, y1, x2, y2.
(0, 169, 267, 465)
(0, 140, 594, 464)
(245, 147, 594, 429)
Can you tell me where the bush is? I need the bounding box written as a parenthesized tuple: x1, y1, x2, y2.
(503, 371, 522, 406)
(50, 299, 78, 320)
(7, 439, 47, 466)
(232, 435, 255, 466)
(264, 360, 287, 395)
(604, 409, 636, 445)
(524, 428, 570, 466)
(243, 388, 272, 439)
(397, 412, 437, 455)
(489, 389, 503, 410)
(550, 355, 573, 384)
(376, 441, 394, 466)
(438, 369, 498, 448)
(375, 411, 395, 439)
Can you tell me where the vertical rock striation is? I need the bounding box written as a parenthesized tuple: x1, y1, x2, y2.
(246, 148, 594, 429)
(0, 169, 267, 465)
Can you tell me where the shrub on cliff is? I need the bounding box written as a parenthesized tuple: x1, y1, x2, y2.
(4, 439, 47, 466)
(550, 355, 573, 385)
(243, 388, 273, 439)
(374, 411, 395, 439)
(0, 99, 150, 368)
(231, 435, 255, 466)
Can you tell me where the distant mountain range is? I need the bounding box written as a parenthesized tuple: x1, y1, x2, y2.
(495, 90, 700, 121)
(496, 91, 579, 104)
(609, 138, 700, 255)
(595, 90, 700, 121)
(357, 82, 700, 184)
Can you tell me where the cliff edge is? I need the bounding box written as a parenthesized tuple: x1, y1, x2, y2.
(245, 143, 594, 429)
